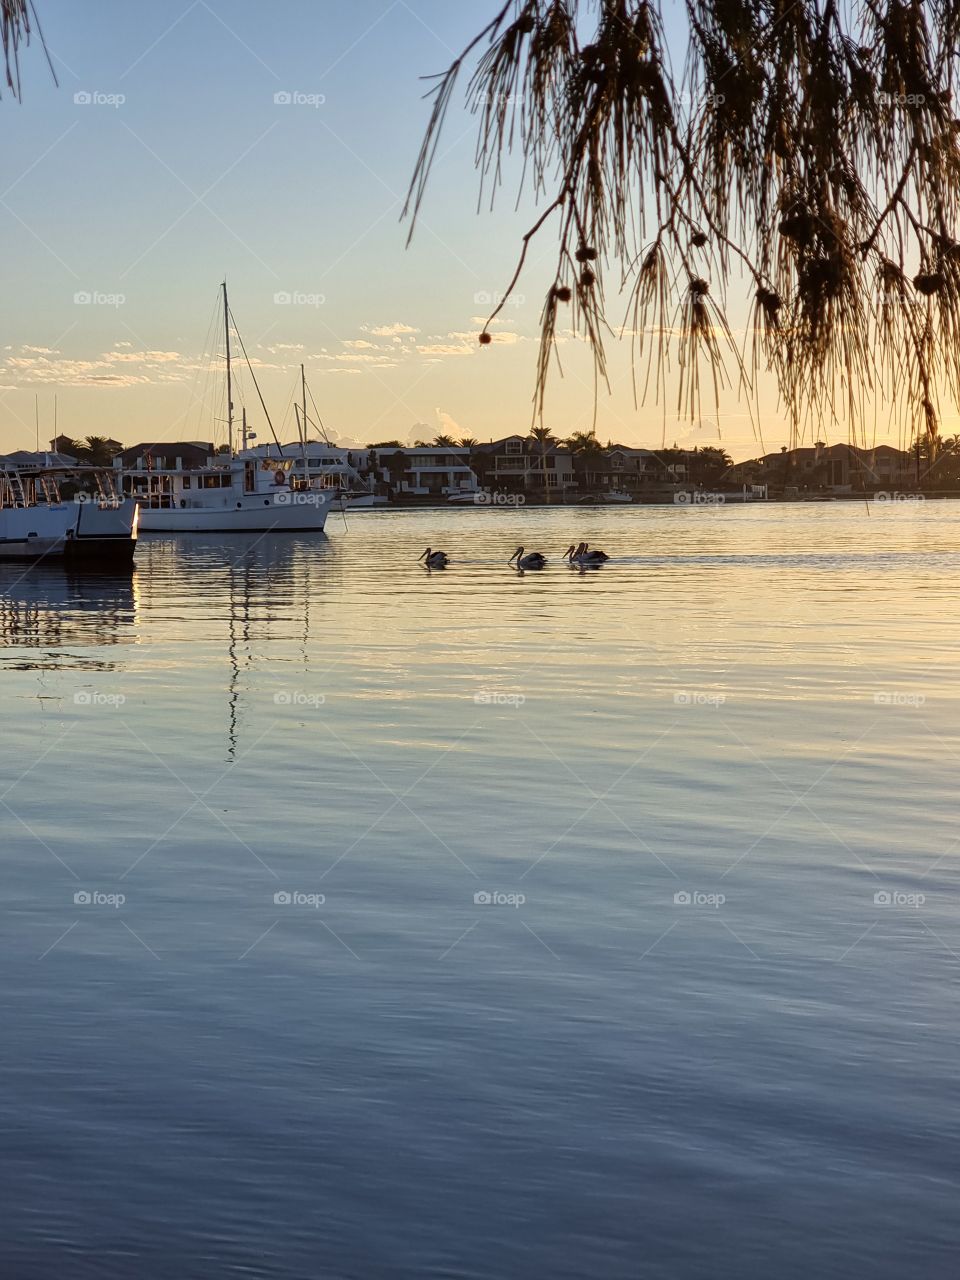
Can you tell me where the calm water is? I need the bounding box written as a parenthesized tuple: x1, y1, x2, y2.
(2, 503, 959, 1278)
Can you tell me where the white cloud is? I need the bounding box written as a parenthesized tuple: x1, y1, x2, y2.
(418, 342, 474, 358)
(363, 323, 419, 337)
(435, 408, 463, 437)
(106, 350, 181, 364)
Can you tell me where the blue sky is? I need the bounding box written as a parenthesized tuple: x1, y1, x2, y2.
(0, 1, 894, 459)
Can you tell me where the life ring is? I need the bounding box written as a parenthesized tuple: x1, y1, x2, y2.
(274, 469, 286, 486)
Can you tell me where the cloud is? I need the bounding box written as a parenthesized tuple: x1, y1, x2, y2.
(418, 342, 474, 358)
(22, 345, 58, 354)
(316, 351, 398, 368)
(435, 408, 463, 437)
(343, 339, 377, 350)
(363, 323, 419, 337)
(105, 350, 180, 364)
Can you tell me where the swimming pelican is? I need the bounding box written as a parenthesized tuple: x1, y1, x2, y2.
(582, 542, 609, 562)
(510, 546, 546, 570)
(564, 541, 608, 564)
(419, 547, 449, 569)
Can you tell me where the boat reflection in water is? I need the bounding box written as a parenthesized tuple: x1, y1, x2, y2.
(0, 565, 139, 667)
(139, 532, 336, 761)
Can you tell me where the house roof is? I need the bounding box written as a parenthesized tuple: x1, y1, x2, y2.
(116, 441, 215, 465)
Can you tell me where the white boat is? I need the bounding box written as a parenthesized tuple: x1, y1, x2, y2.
(0, 455, 137, 564)
(124, 453, 332, 533)
(123, 284, 332, 535)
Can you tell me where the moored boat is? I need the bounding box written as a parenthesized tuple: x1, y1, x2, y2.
(0, 455, 138, 564)
(122, 283, 332, 535)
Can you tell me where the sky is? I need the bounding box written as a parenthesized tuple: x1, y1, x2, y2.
(0, 0, 930, 461)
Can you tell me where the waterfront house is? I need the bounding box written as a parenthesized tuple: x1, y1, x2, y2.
(368, 445, 479, 499)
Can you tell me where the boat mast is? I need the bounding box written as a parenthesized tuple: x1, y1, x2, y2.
(223, 280, 234, 456)
(300, 363, 309, 470)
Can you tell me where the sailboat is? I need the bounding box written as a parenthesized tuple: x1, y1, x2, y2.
(123, 283, 333, 534)
(239, 364, 382, 508)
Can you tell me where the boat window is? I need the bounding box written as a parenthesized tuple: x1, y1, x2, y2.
(182, 476, 191, 488)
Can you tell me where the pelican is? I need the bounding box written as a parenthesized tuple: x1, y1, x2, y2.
(419, 547, 449, 569)
(565, 541, 608, 564)
(510, 546, 546, 570)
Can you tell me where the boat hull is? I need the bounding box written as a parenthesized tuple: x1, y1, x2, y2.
(0, 500, 137, 563)
(137, 494, 331, 533)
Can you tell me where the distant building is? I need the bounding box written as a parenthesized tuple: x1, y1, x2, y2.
(754, 442, 913, 492)
(472, 435, 577, 497)
(368, 445, 479, 499)
(113, 442, 216, 472)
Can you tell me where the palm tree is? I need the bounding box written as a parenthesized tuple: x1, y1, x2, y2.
(458, 436, 479, 449)
(527, 426, 557, 502)
(432, 434, 455, 447)
(81, 436, 122, 465)
(563, 429, 605, 494)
